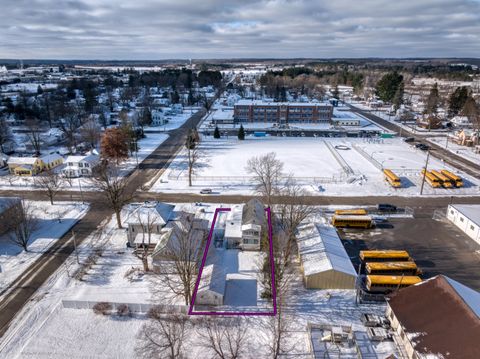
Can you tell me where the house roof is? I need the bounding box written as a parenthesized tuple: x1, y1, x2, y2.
(8, 156, 39, 165)
(242, 198, 265, 226)
(64, 154, 99, 164)
(296, 223, 357, 277)
(126, 202, 175, 226)
(450, 204, 480, 227)
(225, 204, 243, 239)
(387, 275, 480, 358)
(41, 153, 63, 164)
(198, 262, 226, 297)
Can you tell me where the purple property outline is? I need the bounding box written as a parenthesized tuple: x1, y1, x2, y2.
(188, 206, 277, 316)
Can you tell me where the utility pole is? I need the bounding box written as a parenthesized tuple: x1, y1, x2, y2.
(420, 150, 431, 195)
(78, 177, 84, 204)
(72, 230, 79, 264)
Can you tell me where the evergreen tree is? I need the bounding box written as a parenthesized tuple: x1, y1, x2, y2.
(237, 124, 245, 140)
(332, 84, 340, 99)
(448, 86, 469, 117)
(375, 72, 403, 103)
(213, 126, 220, 139)
(392, 81, 404, 111)
(37, 85, 43, 95)
(424, 83, 440, 116)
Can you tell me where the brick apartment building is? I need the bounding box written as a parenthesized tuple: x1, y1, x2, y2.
(233, 100, 333, 125)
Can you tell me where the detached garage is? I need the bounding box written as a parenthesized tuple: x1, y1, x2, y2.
(447, 204, 480, 245)
(297, 223, 357, 289)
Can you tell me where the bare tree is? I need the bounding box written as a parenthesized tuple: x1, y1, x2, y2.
(265, 298, 294, 359)
(277, 177, 315, 263)
(59, 108, 83, 153)
(136, 310, 190, 359)
(135, 208, 155, 272)
(80, 119, 102, 150)
(7, 199, 38, 252)
(153, 213, 206, 305)
(246, 152, 284, 207)
(34, 169, 64, 205)
(197, 317, 248, 359)
(90, 162, 130, 228)
(0, 118, 14, 153)
(185, 128, 201, 187)
(25, 118, 43, 156)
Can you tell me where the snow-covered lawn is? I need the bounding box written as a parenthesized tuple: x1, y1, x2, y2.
(0, 132, 169, 192)
(0, 201, 89, 296)
(151, 136, 479, 197)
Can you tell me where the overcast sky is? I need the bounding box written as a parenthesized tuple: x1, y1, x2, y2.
(1, 0, 480, 60)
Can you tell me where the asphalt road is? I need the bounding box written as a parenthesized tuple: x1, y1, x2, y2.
(0, 109, 206, 339)
(345, 103, 480, 180)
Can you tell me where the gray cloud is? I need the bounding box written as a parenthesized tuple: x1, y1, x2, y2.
(0, 0, 479, 59)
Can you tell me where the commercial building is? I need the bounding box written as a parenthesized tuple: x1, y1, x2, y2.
(447, 204, 480, 245)
(387, 275, 480, 359)
(233, 100, 333, 125)
(296, 223, 357, 289)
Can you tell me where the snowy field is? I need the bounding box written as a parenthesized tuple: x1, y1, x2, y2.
(151, 136, 479, 197)
(0, 132, 169, 192)
(0, 201, 89, 297)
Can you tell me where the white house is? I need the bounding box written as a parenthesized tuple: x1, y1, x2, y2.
(62, 153, 100, 178)
(125, 202, 175, 248)
(224, 199, 265, 250)
(151, 109, 167, 126)
(447, 204, 480, 245)
(450, 115, 471, 128)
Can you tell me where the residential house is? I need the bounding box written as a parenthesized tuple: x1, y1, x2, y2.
(40, 153, 64, 171)
(62, 154, 100, 178)
(125, 202, 175, 248)
(447, 204, 480, 245)
(386, 275, 480, 359)
(151, 212, 209, 266)
(151, 109, 167, 126)
(225, 199, 265, 250)
(8, 156, 44, 176)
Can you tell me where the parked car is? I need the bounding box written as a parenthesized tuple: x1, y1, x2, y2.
(414, 143, 424, 148)
(377, 203, 397, 212)
(418, 144, 430, 151)
(200, 188, 213, 194)
(404, 137, 415, 143)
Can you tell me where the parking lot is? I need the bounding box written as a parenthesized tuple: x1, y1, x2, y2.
(340, 214, 480, 290)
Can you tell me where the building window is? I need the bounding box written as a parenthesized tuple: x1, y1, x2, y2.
(460, 217, 464, 222)
(471, 225, 475, 231)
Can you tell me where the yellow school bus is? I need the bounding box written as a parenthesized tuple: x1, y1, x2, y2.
(366, 275, 422, 293)
(334, 208, 368, 216)
(430, 170, 454, 188)
(441, 169, 463, 188)
(360, 250, 411, 262)
(383, 169, 401, 188)
(365, 261, 420, 276)
(332, 215, 373, 229)
(421, 169, 442, 188)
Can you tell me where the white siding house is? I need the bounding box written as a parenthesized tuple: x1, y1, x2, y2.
(447, 204, 480, 245)
(62, 154, 100, 178)
(151, 109, 167, 126)
(196, 262, 226, 306)
(224, 199, 265, 250)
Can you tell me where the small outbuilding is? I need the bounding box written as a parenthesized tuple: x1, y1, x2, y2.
(447, 204, 480, 245)
(297, 223, 357, 289)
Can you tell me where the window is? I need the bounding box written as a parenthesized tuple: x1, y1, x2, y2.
(471, 225, 475, 231)
(460, 217, 464, 222)
(450, 210, 454, 215)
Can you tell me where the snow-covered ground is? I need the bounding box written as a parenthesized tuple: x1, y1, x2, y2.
(0, 132, 169, 192)
(151, 136, 479, 197)
(0, 201, 89, 297)
(427, 136, 480, 166)
(0, 202, 402, 358)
